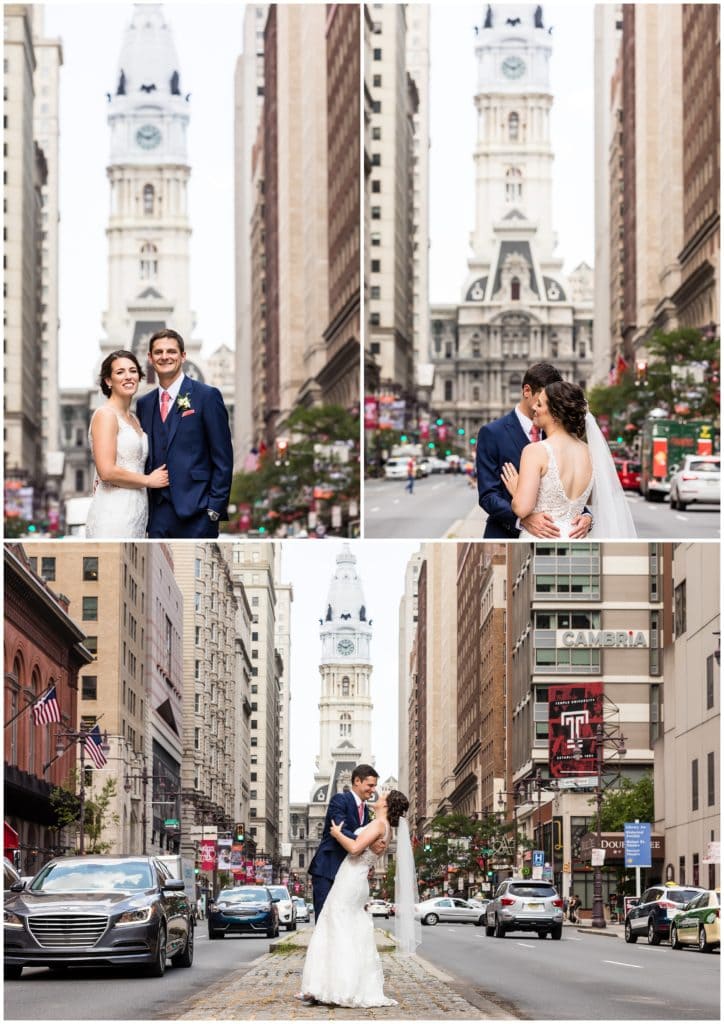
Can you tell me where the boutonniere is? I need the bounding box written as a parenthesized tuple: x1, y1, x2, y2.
(176, 393, 192, 412)
(367, 806, 376, 821)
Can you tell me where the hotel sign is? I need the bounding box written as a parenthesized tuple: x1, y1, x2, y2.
(556, 630, 649, 649)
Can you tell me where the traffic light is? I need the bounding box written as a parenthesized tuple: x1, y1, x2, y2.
(424, 842, 432, 852)
(457, 427, 465, 436)
(617, 436, 624, 444)
(435, 418, 444, 426)
(275, 437, 289, 465)
(400, 434, 408, 443)
(469, 437, 476, 445)
(234, 823, 245, 843)
(486, 868, 494, 879)
(428, 442, 435, 449)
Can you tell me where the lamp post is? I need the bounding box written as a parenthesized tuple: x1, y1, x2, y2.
(589, 724, 627, 930)
(43, 726, 110, 855)
(497, 786, 522, 875)
(124, 766, 179, 856)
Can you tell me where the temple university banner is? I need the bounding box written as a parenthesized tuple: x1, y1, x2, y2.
(548, 683, 604, 777)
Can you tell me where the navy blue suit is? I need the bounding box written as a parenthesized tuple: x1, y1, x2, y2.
(308, 791, 369, 920)
(136, 375, 233, 539)
(476, 409, 530, 539)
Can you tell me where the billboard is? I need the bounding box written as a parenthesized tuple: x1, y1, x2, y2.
(548, 683, 604, 777)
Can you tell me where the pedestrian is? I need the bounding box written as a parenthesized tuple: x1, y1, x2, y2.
(405, 457, 416, 494)
(569, 894, 581, 924)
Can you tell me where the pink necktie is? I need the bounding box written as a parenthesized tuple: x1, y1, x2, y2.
(160, 390, 170, 423)
(529, 424, 540, 442)
(358, 803, 364, 824)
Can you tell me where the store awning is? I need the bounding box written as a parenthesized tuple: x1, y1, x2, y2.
(4, 821, 19, 851)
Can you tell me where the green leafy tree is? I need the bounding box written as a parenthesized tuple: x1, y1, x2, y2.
(414, 813, 529, 895)
(595, 774, 654, 832)
(49, 772, 119, 854)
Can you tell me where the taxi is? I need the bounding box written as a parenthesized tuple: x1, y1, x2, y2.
(670, 889, 720, 952)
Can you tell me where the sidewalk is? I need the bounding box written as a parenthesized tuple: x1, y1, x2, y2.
(566, 917, 625, 938)
(446, 492, 484, 539)
(167, 928, 512, 1020)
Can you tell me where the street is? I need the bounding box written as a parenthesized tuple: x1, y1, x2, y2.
(2, 926, 274, 1021)
(364, 476, 720, 539)
(418, 923, 720, 1020)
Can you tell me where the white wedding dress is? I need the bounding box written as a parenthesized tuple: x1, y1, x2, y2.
(519, 441, 594, 540)
(85, 409, 149, 539)
(301, 823, 397, 1007)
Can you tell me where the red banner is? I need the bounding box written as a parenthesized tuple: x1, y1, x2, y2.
(199, 841, 217, 871)
(652, 438, 668, 478)
(364, 397, 378, 430)
(697, 436, 713, 455)
(548, 683, 604, 777)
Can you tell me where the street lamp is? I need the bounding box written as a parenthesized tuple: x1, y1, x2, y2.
(590, 725, 627, 930)
(497, 784, 524, 874)
(43, 726, 110, 855)
(124, 766, 179, 855)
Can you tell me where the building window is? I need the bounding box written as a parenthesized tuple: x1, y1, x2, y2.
(508, 111, 519, 141)
(371, 179, 381, 193)
(472, 386, 480, 401)
(692, 758, 699, 811)
(81, 676, 97, 700)
(370, 342, 380, 354)
(84, 636, 98, 657)
(674, 582, 686, 636)
(371, 206, 381, 220)
(371, 260, 381, 272)
(707, 752, 715, 806)
(511, 277, 520, 300)
(82, 557, 98, 581)
(706, 654, 715, 709)
(444, 380, 453, 401)
(679, 854, 686, 886)
(82, 596, 98, 621)
(692, 852, 700, 887)
(340, 712, 352, 736)
(139, 241, 158, 279)
(40, 557, 56, 581)
(143, 184, 154, 214)
(299, 853, 305, 868)
(370, 286, 380, 299)
(372, 126, 381, 140)
(75, 469, 85, 492)
(341, 676, 350, 697)
(370, 312, 380, 326)
(371, 234, 381, 247)
(505, 166, 522, 201)
(373, 48, 382, 60)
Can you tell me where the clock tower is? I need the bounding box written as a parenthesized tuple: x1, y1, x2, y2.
(100, 4, 204, 385)
(310, 545, 374, 808)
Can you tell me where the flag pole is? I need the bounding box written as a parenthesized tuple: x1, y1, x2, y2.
(3, 684, 57, 729)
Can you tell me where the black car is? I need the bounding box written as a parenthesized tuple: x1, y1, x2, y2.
(4, 855, 194, 979)
(624, 883, 706, 945)
(208, 885, 279, 939)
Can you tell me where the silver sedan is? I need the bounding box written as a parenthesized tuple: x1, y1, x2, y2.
(415, 896, 486, 926)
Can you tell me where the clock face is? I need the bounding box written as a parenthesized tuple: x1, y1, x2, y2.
(502, 55, 526, 80)
(136, 124, 161, 150)
(337, 639, 354, 656)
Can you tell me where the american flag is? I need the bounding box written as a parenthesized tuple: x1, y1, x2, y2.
(32, 686, 61, 726)
(83, 724, 108, 769)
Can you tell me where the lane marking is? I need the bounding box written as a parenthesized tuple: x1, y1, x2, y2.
(370, 507, 380, 513)
(675, 515, 688, 521)
(516, 942, 535, 948)
(603, 960, 643, 969)
(392, 499, 399, 505)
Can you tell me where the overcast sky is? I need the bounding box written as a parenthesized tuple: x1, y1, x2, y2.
(282, 540, 420, 804)
(429, 2, 595, 302)
(43, 1, 245, 388)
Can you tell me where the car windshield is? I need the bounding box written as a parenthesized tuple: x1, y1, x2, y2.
(218, 888, 268, 903)
(267, 887, 289, 899)
(508, 883, 556, 898)
(688, 460, 719, 473)
(31, 860, 154, 892)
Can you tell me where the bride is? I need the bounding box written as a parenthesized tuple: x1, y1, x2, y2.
(85, 350, 169, 539)
(501, 380, 636, 539)
(299, 789, 420, 1008)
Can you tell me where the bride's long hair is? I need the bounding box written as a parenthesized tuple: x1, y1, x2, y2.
(543, 381, 588, 439)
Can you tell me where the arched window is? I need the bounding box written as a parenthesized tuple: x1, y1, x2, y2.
(341, 676, 350, 697)
(140, 242, 158, 279)
(511, 277, 521, 300)
(339, 712, 352, 737)
(472, 385, 480, 402)
(143, 184, 154, 215)
(444, 379, 453, 401)
(508, 112, 519, 141)
(505, 167, 523, 202)
(28, 669, 41, 776)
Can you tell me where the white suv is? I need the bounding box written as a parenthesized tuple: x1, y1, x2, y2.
(267, 885, 297, 931)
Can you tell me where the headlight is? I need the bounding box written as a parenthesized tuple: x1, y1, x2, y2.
(116, 906, 154, 926)
(4, 910, 24, 928)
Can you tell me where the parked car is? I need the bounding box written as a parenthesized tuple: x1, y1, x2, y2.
(414, 896, 486, 927)
(467, 898, 490, 913)
(368, 899, 391, 918)
(427, 457, 452, 474)
(383, 458, 410, 480)
(624, 883, 706, 945)
(614, 458, 642, 492)
(208, 886, 279, 940)
(294, 897, 310, 923)
(416, 458, 432, 477)
(266, 885, 297, 931)
(670, 889, 720, 952)
(4, 855, 194, 980)
(669, 455, 720, 510)
(485, 879, 564, 939)
(4, 857, 22, 893)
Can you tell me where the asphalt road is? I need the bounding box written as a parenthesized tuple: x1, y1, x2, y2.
(2, 925, 281, 1021)
(419, 922, 720, 1020)
(364, 476, 720, 540)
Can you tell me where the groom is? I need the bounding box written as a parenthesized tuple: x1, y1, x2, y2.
(308, 764, 382, 921)
(475, 362, 592, 539)
(137, 328, 233, 538)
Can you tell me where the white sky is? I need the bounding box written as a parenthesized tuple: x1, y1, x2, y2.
(282, 540, 420, 804)
(42, 0, 245, 388)
(429, 2, 595, 303)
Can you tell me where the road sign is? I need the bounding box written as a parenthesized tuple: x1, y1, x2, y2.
(624, 821, 652, 867)
(591, 848, 606, 866)
(532, 850, 545, 868)
(164, 819, 179, 827)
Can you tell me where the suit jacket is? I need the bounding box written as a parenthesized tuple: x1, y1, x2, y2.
(308, 791, 370, 883)
(136, 375, 233, 521)
(476, 409, 529, 539)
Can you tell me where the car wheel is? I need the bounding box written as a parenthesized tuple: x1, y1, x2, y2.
(698, 926, 712, 953)
(494, 916, 506, 939)
(147, 923, 167, 977)
(208, 927, 222, 939)
(423, 913, 439, 926)
(624, 919, 637, 943)
(647, 919, 661, 946)
(670, 924, 681, 950)
(537, 931, 547, 939)
(485, 921, 495, 937)
(172, 924, 194, 968)
(551, 924, 563, 940)
(267, 922, 277, 938)
(4, 965, 23, 980)
(475, 916, 485, 927)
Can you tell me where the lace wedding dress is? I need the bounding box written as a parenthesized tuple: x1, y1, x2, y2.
(301, 823, 397, 1007)
(519, 440, 593, 540)
(85, 410, 149, 539)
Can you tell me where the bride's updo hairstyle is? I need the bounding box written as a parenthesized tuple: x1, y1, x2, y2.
(544, 380, 587, 439)
(386, 790, 410, 828)
(99, 350, 146, 397)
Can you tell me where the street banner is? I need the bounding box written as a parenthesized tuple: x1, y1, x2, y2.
(652, 437, 668, 478)
(199, 841, 216, 871)
(378, 396, 406, 431)
(420, 421, 430, 440)
(217, 839, 232, 870)
(624, 821, 652, 867)
(548, 682, 604, 777)
(364, 397, 378, 430)
(591, 848, 606, 866)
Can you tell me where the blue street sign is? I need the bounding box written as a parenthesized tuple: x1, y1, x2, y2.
(532, 850, 545, 868)
(624, 821, 652, 867)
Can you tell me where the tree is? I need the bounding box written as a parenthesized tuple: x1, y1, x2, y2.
(595, 774, 654, 832)
(413, 813, 528, 895)
(49, 772, 119, 854)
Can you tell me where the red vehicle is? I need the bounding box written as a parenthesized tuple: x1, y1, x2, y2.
(615, 458, 642, 493)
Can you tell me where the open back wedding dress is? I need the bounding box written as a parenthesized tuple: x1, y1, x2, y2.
(85, 409, 149, 539)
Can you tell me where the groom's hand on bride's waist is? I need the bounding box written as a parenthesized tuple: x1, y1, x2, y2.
(520, 512, 560, 538)
(568, 513, 593, 539)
